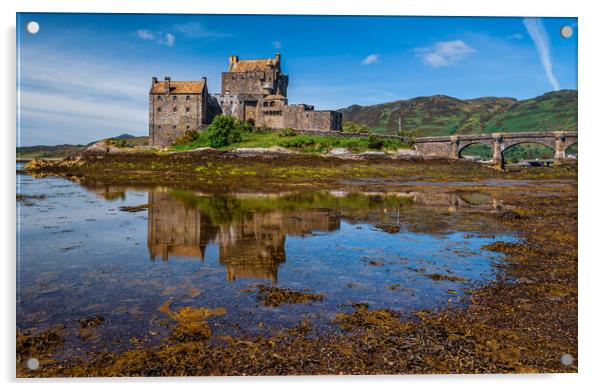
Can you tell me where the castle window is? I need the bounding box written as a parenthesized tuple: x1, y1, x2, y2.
(270, 101, 275, 107)
(173, 125, 176, 130)
(157, 107, 161, 112)
(263, 102, 269, 107)
(186, 95, 190, 101)
(157, 125, 161, 130)
(172, 95, 177, 101)
(186, 125, 190, 130)
(157, 96, 162, 101)
(173, 107, 177, 112)
(186, 107, 190, 113)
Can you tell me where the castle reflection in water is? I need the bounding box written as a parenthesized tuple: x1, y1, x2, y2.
(147, 191, 341, 281)
(74, 181, 498, 283)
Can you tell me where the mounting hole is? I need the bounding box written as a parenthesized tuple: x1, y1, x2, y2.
(26, 357, 39, 370)
(560, 353, 573, 366)
(560, 26, 573, 38)
(26, 21, 40, 34)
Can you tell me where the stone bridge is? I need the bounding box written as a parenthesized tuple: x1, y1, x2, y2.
(412, 131, 578, 164)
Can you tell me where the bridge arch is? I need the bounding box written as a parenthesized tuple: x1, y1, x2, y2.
(565, 141, 578, 158)
(458, 141, 493, 161)
(501, 139, 557, 152)
(501, 141, 555, 163)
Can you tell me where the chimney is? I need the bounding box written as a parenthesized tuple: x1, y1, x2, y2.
(202, 76, 207, 91)
(229, 55, 239, 65)
(152, 76, 157, 85)
(275, 53, 281, 63)
(164, 76, 171, 94)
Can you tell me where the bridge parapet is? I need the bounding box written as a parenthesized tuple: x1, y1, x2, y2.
(412, 131, 577, 165)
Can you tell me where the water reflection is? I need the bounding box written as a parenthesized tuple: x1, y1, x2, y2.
(144, 188, 501, 282)
(18, 173, 516, 356)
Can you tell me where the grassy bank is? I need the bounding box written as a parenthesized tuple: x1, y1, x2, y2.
(170, 128, 411, 154)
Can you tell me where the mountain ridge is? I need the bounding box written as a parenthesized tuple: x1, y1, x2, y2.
(338, 89, 577, 137)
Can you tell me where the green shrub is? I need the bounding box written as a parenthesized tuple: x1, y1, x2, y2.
(105, 138, 128, 148)
(367, 135, 384, 150)
(280, 128, 297, 137)
(235, 119, 254, 133)
(206, 115, 243, 148)
(172, 130, 200, 146)
(342, 121, 371, 133)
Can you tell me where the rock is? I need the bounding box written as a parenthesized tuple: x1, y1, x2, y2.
(82, 141, 110, 157)
(358, 151, 388, 159)
(231, 147, 294, 157)
(190, 147, 220, 156)
(396, 149, 419, 158)
(327, 148, 351, 157)
(499, 210, 522, 220)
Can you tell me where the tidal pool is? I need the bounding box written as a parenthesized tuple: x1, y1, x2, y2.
(17, 168, 517, 358)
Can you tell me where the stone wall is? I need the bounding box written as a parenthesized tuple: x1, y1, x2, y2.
(282, 105, 342, 131)
(149, 92, 207, 147)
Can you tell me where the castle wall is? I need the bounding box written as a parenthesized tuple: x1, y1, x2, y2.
(282, 105, 342, 131)
(222, 71, 272, 98)
(149, 90, 207, 147)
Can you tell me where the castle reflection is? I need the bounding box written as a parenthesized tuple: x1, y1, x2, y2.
(147, 191, 340, 281)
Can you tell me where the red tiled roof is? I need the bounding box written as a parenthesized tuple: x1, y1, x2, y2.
(229, 59, 275, 73)
(150, 80, 206, 94)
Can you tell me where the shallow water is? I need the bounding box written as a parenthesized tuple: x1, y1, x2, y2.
(17, 168, 517, 357)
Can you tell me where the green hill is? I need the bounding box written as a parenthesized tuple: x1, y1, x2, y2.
(17, 134, 149, 159)
(339, 90, 577, 137)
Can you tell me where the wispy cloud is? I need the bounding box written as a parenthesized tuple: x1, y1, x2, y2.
(415, 40, 475, 68)
(18, 47, 148, 145)
(173, 21, 232, 39)
(523, 18, 560, 91)
(136, 29, 176, 47)
(136, 29, 154, 40)
(508, 33, 523, 40)
(272, 40, 282, 49)
(361, 54, 380, 65)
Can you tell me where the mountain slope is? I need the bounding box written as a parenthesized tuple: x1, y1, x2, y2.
(338, 90, 577, 137)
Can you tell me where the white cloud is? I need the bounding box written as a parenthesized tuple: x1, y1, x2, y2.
(415, 40, 475, 68)
(272, 40, 282, 49)
(509, 33, 523, 40)
(523, 18, 560, 91)
(136, 29, 176, 47)
(173, 21, 232, 38)
(136, 29, 154, 40)
(361, 54, 380, 65)
(164, 33, 176, 47)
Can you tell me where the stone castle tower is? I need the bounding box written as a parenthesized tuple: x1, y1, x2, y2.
(149, 53, 342, 147)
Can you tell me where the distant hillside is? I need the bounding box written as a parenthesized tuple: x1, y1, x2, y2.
(17, 134, 149, 159)
(339, 90, 577, 137)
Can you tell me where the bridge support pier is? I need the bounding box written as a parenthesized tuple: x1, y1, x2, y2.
(554, 132, 567, 164)
(449, 136, 460, 159)
(491, 134, 505, 168)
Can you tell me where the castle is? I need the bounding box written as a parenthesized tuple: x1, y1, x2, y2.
(149, 53, 343, 147)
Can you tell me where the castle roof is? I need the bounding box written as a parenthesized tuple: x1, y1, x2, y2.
(150, 80, 206, 94)
(229, 59, 275, 73)
(263, 94, 287, 100)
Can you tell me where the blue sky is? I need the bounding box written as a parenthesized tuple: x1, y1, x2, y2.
(17, 13, 577, 146)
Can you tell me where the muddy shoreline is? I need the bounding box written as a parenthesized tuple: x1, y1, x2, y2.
(17, 156, 577, 376)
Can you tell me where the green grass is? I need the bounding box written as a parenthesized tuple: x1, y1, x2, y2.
(170, 130, 412, 153)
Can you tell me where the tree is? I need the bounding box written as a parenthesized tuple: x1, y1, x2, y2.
(206, 115, 243, 148)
